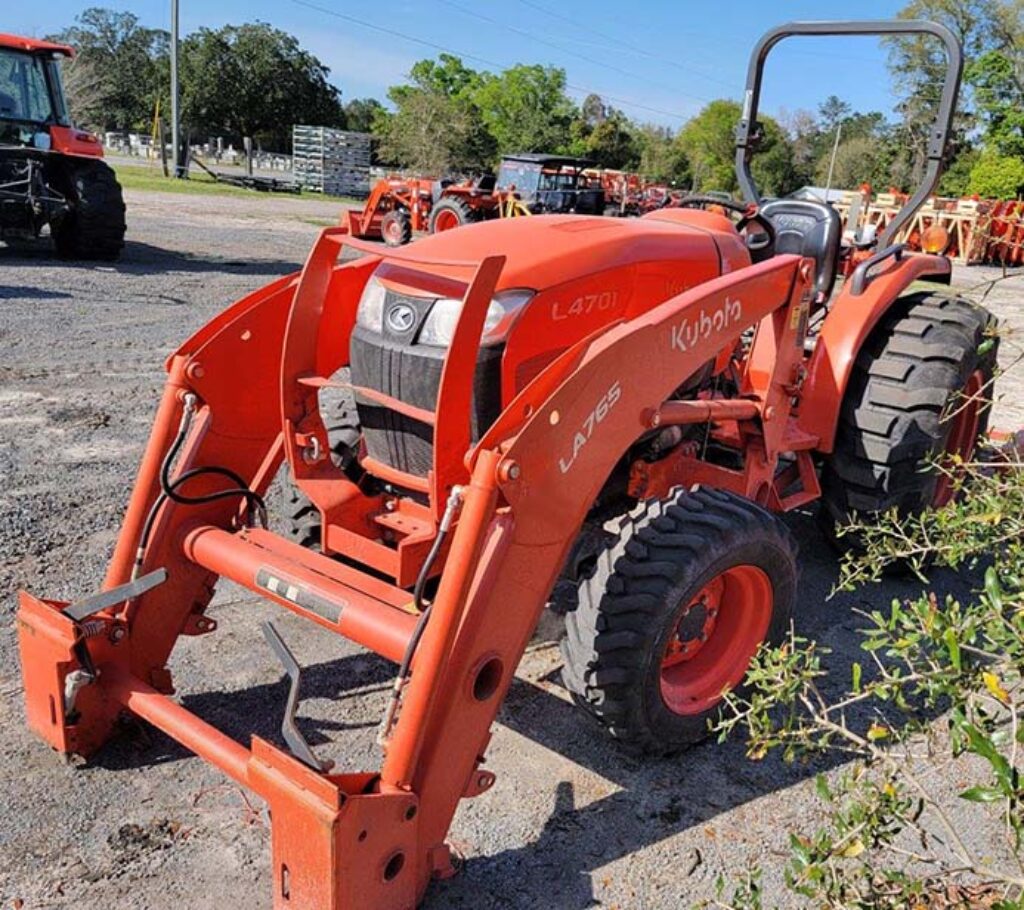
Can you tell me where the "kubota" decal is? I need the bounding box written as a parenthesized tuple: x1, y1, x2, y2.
(670, 296, 743, 352)
(558, 380, 622, 474)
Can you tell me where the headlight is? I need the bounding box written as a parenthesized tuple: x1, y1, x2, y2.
(356, 276, 387, 331)
(419, 288, 534, 347)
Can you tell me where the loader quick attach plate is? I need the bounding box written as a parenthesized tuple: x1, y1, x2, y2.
(16, 213, 812, 909)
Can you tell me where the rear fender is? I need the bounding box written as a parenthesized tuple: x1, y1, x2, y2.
(49, 126, 104, 158)
(800, 251, 951, 451)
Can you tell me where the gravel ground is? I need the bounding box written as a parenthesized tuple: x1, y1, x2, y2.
(1, 190, 1022, 910)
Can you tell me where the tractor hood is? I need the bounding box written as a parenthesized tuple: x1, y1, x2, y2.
(379, 211, 750, 293)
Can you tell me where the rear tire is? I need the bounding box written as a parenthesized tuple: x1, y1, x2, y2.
(51, 159, 126, 261)
(820, 292, 998, 550)
(382, 209, 412, 247)
(561, 487, 797, 755)
(428, 196, 479, 234)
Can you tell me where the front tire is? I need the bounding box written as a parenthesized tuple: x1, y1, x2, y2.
(820, 292, 998, 548)
(278, 391, 363, 549)
(51, 159, 126, 261)
(561, 487, 797, 755)
(381, 209, 412, 247)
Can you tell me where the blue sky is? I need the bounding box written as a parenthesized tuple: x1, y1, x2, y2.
(12, 1, 914, 127)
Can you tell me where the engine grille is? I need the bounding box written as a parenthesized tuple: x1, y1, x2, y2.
(350, 326, 503, 479)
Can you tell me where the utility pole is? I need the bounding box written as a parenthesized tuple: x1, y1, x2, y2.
(170, 0, 182, 178)
(824, 121, 842, 199)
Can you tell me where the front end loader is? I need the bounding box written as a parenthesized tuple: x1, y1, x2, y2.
(17, 20, 997, 910)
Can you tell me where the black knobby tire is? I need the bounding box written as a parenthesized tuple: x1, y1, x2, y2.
(382, 209, 412, 247)
(278, 393, 362, 549)
(428, 196, 480, 234)
(51, 159, 126, 261)
(561, 487, 797, 755)
(820, 291, 998, 548)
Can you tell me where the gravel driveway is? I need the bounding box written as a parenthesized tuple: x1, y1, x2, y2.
(1, 189, 1021, 909)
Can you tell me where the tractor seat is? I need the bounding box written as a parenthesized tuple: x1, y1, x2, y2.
(761, 198, 842, 301)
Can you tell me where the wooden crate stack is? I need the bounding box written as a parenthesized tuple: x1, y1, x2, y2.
(292, 126, 371, 197)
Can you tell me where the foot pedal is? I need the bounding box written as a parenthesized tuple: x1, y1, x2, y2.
(261, 622, 332, 772)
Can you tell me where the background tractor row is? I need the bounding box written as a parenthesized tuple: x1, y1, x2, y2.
(347, 152, 605, 245)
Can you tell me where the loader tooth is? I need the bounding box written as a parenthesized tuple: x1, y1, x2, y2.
(261, 621, 333, 772)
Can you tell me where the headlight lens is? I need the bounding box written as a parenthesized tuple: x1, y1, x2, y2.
(419, 288, 534, 347)
(356, 276, 387, 331)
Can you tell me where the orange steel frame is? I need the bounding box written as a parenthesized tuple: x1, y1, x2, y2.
(17, 222, 951, 908)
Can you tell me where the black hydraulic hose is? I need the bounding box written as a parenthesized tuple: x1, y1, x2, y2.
(132, 393, 267, 579)
(377, 486, 464, 743)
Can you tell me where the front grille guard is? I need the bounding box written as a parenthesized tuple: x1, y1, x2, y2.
(282, 228, 507, 525)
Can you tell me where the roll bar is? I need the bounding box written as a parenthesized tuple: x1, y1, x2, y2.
(735, 20, 963, 248)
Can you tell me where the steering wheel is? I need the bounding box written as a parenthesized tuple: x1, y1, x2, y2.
(675, 194, 776, 262)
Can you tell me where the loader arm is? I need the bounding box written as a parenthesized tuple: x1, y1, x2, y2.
(17, 227, 810, 909)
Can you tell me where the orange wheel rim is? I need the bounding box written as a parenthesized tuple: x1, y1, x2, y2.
(433, 210, 459, 232)
(933, 369, 984, 507)
(659, 564, 772, 716)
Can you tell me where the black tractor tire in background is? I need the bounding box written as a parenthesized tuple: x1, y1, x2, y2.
(428, 196, 480, 234)
(561, 487, 797, 755)
(51, 158, 126, 261)
(820, 292, 998, 550)
(382, 209, 413, 247)
(278, 390, 363, 550)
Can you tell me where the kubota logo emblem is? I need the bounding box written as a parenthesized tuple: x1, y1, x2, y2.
(386, 303, 416, 333)
(670, 296, 742, 352)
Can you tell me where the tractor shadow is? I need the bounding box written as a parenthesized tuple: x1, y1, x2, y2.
(90, 511, 984, 910)
(1, 239, 301, 278)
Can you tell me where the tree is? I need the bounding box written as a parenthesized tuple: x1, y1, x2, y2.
(48, 8, 168, 131)
(886, 0, 1003, 183)
(676, 100, 742, 192)
(179, 23, 343, 150)
(634, 123, 690, 185)
(344, 98, 386, 134)
(678, 99, 798, 196)
(968, 49, 1024, 157)
(470, 64, 576, 155)
(376, 55, 493, 173)
(968, 151, 1024, 197)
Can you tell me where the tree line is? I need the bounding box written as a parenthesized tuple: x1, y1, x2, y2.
(52, 2, 1024, 198)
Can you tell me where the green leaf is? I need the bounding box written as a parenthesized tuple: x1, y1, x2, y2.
(943, 628, 961, 671)
(959, 786, 1004, 803)
(851, 661, 862, 693)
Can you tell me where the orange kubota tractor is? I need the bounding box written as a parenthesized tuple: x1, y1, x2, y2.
(0, 33, 126, 259)
(345, 176, 437, 248)
(17, 20, 995, 910)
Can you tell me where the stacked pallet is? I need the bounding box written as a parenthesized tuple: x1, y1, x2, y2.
(292, 126, 371, 197)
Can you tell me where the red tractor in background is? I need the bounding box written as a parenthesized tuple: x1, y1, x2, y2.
(16, 19, 994, 910)
(345, 154, 607, 247)
(344, 175, 436, 248)
(0, 33, 125, 259)
(428, 153, 605, 232)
